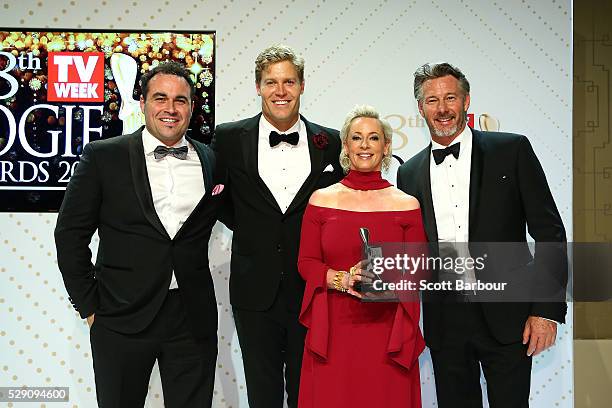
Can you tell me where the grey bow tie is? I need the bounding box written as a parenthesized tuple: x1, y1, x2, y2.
(153, 145, 188, 160)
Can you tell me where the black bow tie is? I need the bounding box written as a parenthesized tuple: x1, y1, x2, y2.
(432, 143, 460, 165)
(153, 145, 188, 160)
(269, 131, 299, 147)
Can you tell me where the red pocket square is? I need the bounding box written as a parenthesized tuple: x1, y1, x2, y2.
(211, 184, 225, 196)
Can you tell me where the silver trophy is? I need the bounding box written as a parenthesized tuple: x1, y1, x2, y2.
(358, 227, 384, 294)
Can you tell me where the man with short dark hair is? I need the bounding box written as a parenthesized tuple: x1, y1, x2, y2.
(212, 44, 343, 408)
(55, 61, 222, 407)
(397, 62, 567, 408)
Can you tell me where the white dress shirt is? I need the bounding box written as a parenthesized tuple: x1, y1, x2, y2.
(430, 126, 472, 243)
(258, 116, 311, 213)
(430, 126, 476, 284)
(142, 128, 205, 289)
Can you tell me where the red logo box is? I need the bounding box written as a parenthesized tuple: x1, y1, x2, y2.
(47, 52, 104, 102)
(467, 113, 475, 128)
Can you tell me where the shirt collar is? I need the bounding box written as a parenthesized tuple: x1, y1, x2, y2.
(142, 126, 189, 155)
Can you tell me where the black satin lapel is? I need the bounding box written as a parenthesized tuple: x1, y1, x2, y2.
(419, 147, 439, 243)
(128, 131, 170, 239)
(243, 118, 282, 212)
(468, 129, 484, 241)
(242, 121, 258, 180)
(285, 119, 324, 215)
(304, 119, 325, 172)
(189, 136, 213, 192)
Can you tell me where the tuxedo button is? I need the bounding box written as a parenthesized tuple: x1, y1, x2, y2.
(277, 244, 282, 252)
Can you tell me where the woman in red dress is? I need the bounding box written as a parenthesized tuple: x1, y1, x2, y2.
(297, 105, 426, 407)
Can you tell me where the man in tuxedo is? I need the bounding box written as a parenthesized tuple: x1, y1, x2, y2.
(55, 62, 222, 408)
(212, 44, 343, 407)
(397, 62, 567, 407)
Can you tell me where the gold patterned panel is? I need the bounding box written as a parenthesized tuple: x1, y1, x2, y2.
(573, 0, 612, 341)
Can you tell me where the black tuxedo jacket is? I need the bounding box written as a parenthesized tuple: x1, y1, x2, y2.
(212, 114, 343, 312)
(55, 128, 223, 340)
(397, 129, 567, 348)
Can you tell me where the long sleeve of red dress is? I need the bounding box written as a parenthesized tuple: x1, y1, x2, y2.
(297, 204, 333, 360)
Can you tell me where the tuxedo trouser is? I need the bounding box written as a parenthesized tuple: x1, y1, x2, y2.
(430, 302, 532, 408)
(431, 302, 532, 408)
(232, 278, 307, 408)
(90, 290, 217, 408)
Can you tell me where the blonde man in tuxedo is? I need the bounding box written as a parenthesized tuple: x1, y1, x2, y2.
(212, 45, 343, 407)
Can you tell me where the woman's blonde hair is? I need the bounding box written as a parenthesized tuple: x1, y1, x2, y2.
(339, 105, 393, 173)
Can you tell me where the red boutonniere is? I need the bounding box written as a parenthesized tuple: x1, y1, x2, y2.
(313, 132, 329, 150)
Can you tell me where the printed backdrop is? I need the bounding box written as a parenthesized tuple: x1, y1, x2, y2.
(0, 29, 215, 211)
(0, 1, 572, 407)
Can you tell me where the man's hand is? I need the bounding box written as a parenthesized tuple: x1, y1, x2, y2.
(522, 316, 557, 356)
(86, 314, 95, 328)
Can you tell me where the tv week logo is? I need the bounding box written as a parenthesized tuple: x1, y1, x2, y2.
(47, 52, 104, 102)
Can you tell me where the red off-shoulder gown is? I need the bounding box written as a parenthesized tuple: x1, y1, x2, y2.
(297, 204, 426, 408)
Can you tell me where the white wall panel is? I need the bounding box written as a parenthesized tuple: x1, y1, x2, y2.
(0, 1, 572, 406)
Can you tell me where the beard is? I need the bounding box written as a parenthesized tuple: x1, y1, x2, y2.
(432, 123, 458, 138)
(428, 113, 466, 138)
